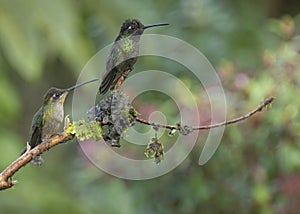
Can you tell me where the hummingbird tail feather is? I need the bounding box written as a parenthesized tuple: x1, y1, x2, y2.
(99, 71, 116, 94)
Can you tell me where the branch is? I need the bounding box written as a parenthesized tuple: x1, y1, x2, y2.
(135, 96, 275, 131)
(0, 96, 275, 191)
(0, 129, 74, 191)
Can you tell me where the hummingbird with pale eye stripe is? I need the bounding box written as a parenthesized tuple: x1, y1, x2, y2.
(21, 79, 99, 165)
(99, 19, 169, 94)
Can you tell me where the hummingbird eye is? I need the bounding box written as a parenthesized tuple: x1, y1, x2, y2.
(128, 25, 136, 31)
(52, 93, 60, 99)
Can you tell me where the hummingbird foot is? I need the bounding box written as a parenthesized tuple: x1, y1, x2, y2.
(31, 155, 44, 166)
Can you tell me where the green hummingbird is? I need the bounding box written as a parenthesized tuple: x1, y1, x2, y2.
(99, 19, 168, 94)
(21, 79, 99, 165)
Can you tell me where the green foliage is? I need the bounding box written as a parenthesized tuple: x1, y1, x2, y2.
(0, 0, 94, 82)
(0, 72, 21, 125)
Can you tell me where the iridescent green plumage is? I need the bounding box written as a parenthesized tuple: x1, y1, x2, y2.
(99, 19, 168, 94)
(22, 79, 99, 165)
(28, 88, 67, 150)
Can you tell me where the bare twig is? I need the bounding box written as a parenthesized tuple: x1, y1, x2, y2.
(136, 96, 275, 131)
(0, 132, 74, 191)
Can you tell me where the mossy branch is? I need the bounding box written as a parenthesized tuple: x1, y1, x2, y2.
(0, 96, 275, 191)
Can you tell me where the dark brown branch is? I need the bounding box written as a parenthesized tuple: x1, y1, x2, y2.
(0, 132, 74, 191)
(136, 96, 275, 131)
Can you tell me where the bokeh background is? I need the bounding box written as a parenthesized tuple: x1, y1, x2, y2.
(1, 0, 300, 213)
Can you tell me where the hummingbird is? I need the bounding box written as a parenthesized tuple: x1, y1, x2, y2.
(99, 19, 168, 94)
(21, 79, 99, 165)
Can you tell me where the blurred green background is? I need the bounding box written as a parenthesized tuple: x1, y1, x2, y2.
(1, 0, 300, 213)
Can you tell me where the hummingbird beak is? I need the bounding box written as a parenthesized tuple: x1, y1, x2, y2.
(143, 23, 169, 29)
(66, 78, 99, 92)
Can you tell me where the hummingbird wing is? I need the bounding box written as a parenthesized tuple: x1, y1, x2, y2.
(99, 39, 138, 94)
(21, 107, 44, 156)
(28, 107, 44, 149)
(99, 42, 121, 94)
(99, 67, 117, 94)
(100, 64, 133, 93)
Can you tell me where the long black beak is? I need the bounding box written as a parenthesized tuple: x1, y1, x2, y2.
(143, 23, 169, 29)
(66, 78, 99, 92)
